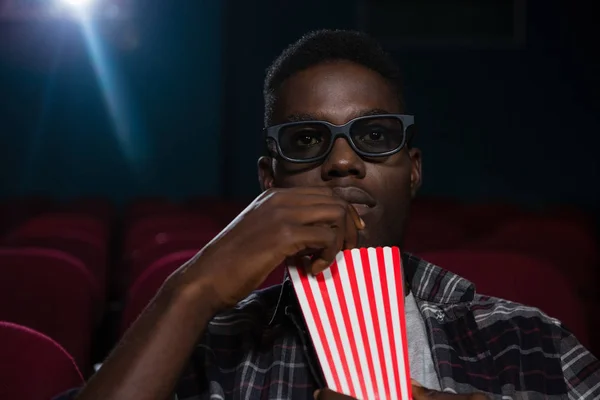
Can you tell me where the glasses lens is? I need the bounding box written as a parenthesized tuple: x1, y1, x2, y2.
(278, 123, 332, 161)
(350, 116, 405, 154)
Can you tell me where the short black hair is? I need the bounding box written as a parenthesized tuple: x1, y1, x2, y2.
(263, 29, 404, 127)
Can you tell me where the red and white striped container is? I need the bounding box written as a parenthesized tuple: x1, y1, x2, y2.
(288, 247, 412, 400)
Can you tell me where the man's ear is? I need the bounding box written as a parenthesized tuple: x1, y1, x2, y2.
(258, 156, 275, 192)
(409, 148, 422, 198)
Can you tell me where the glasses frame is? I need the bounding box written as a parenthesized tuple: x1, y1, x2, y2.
(264, 113, 415, 163)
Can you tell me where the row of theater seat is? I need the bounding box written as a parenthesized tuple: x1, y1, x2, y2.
(0, 196, 598, 386)
(0, 321, 83, 400)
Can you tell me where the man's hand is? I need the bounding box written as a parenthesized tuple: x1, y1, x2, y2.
(314, 380, 490, 399)
(411, 380, 490, 400)
(314, 388, 357, 399)
(171, 186, 364, 313)
(75, 187, 363, 400)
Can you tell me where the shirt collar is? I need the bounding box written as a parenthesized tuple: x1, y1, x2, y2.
(405, 252, 476, 304)
(268, 268, 295, 326)
(267, 252, 475, 326)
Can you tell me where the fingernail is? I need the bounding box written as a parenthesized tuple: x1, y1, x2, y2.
(359, 217, 366, 229)
(313, 389, 321, 399)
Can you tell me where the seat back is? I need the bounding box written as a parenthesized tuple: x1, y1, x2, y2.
(466, 217, 598, 291)
(127, 232, 213, 285)
(0, 248, 98, 372)
(121, 250, 285, 335)
(0, 321, 84, 400)
(420, 250, 591, 348)
(121, 250, 198, 334)
(124, 213, 223, 254)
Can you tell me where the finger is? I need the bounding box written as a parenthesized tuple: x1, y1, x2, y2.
(314, 388, 357, 400)
(411, 383, 426, 400)
(311, 205, 347, 275)
(411, 382, 437, 400)
(284, 187, 365, 231)
(266, 188, 335, 206)
(343, 205, 358, 250)
(283, 225, 337, 266)
(318, 214, 346, 273)
(279, 204, 356, 257)
(411, 383, 490, 400)
(345, 202, 365, 231)
(287, 203, 349, 226)
(271, 192, 365, 231)
(411, 379, 423, 387)
(288, 225, 340, 276)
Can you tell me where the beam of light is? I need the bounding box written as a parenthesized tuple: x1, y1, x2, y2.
(19, 25, 67, 195)
(78, 15, 148, 176)
(58, 0, 96, 20)
(62, 0, 95, 8)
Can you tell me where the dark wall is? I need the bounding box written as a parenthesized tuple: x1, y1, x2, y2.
(219, 0, 359, 200)
(1, 1, 598, 210)
(221, 0, 599, 210)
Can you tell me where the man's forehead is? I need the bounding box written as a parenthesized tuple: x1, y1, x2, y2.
(271, 62, 401, 125)
(281, 108, 393, 124)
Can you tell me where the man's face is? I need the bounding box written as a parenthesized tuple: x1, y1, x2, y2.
(259, 61, 422, 248)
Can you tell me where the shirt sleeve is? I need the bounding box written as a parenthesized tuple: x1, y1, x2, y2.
(560, 329, 600, 399)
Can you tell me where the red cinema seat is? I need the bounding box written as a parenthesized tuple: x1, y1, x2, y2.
(121, 250, 286, 335)
(459, 202, 530, 237)
(127, 232, 213, 286)
(4, 233, 107, 299)
(465, 217, 598, 293)
(15, 212, 108, 239)
(67, 197, 115, 221)
(185, 196, 248, 225)
(0, 321, 84, 400)
(0, 248, 98, 372)
(124, 213, 223, 254)
(403, 215, 467, 254)
(420, 250, 590, 348)
(410, 196, 460, 217)
(121, 250, 198, 334)
(125, 197, 180, 222)
(0, 196, 55, 233)
(4, 212, 109, 297)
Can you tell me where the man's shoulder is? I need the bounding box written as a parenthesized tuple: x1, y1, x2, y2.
(469, 292, 563, 328)
(410, 254, 566, 333)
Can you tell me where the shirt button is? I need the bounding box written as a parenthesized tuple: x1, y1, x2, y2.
(435, 310, 444, 322)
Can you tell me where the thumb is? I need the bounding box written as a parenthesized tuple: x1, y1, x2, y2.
(411, 380, 435, 399)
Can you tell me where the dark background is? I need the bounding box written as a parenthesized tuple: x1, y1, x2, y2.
(1, 0, 598, 211)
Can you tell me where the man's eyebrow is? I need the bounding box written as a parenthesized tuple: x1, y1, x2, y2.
(283, 108, 392, 123)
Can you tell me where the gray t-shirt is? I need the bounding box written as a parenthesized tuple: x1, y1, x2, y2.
(405, 292, 441, 390)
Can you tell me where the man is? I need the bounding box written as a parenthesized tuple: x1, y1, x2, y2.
(58, 30, 599, 400)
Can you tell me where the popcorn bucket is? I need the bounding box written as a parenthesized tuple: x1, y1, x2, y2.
(288, 247, 412, 400)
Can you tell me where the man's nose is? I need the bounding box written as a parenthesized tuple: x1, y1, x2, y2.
(321, 137, 366, 180)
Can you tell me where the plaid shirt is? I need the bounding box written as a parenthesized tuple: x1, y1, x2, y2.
(56, 254, 600, 400)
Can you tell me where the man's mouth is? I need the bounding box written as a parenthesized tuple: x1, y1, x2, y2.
(331, 186, 377, 217)
(350, 202, 374, 217)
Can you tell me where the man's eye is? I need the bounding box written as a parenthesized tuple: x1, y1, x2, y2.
(293, 131, 323, 147)
(358, 127, 387, 142)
